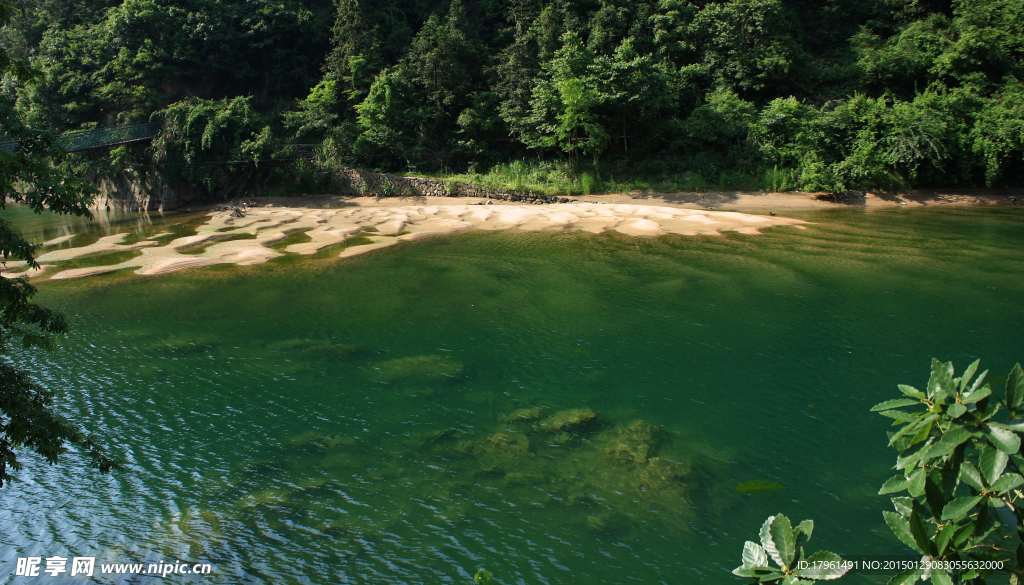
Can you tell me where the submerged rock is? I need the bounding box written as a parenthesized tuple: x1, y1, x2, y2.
(503, 471, 545, 487)
(409, 427, 469, 450)
(537, 408, 597, 432)
(368, 355, 464, 383)
(500, 407, 543, 423)
(288, 432, 357, 451)
(472, 432, 531, 475)
(604, 420, 661, 467)
(153, 333, 218, 355)
(265, 339, 363, 359)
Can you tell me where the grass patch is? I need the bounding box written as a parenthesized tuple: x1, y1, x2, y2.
(266, 230, 313, 252)
(179, 233, 258, 255)
(265, 235, 377, 268)
(48, 249, 143, 270)
(315, 235, 375, 258)
(397, 159, 787, 196)
(408, 160, 680, 197)
(145, 232, 181, 244)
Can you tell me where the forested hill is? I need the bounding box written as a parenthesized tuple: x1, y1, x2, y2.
(2, 0, 1023, 197)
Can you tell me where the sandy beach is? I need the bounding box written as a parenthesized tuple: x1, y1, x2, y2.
(24, 201, 805, 280)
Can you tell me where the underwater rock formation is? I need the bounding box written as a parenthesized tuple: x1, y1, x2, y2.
(537, 408, 597, 432)
(499, 407, 543, 423)
(368, 355, 464, 383)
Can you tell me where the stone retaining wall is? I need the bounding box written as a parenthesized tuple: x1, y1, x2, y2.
(89, 167, 574, 212)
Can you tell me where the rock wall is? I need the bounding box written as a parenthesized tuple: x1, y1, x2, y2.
(334, 168, 576, 204)
(91, 167, 573, 212)
(91, 172, 199, 212)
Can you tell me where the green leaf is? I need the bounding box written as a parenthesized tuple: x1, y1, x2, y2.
(907, 509, 931, 554)
(872, 398, 921, 412)
(990, 418, 1024, 432)
(925, 426, 972, 459)
(941, 445, 965, 497)
(960, 461, 985, 490)
(928, 359, 955, 399)
(879, 475, 909, 495)
(979, 443, 1009, 484)
(896, 440, 933, 471)
(960, 359, 980, 393)
(962, 385, 991, 404)
(908, 417, 935, 448)
(731, 566, 782, 579)
(907, 467, 927, 497)
(977, 404, 1000, 422)
(741, 541, 769, 568)
(991, 495, 1018, 529)
(883, 510, 925, 554)
(1007, 364, 1024, 409)
(768, 514, 795, 570)
(974, 499, 997, 540)
(759, 516, 784, 570)
(941, 495, 984, 521)
(946, 403, 967, 419)
(929, 567, 954, 585)
(780, 576, 812, 585)
(989, 473, 1024, 494)
(968, 369, 989, 394)
(935, 523, 957, 555)
(886, 567, 924, 585)
(794, 520, 813, 553)
(952, 522, 973, 548)
(899, 384, 926, 398)
(888, 412, 932, 447)
(923, 471, 947, 519)
(880, 409, 922, 423)
(794, 550, 849, 580)
(892, 497, 913, 518)
(985, 425, 1021, 454)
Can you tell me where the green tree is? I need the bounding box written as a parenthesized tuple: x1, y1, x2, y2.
(971, 81, 1024, 187)
(353, 68, 421, 169)
(152, 96, 276, 198)
(0, 0, 116, 487)
(594, 37, 675, 156)
(528, 31, 608, 175)
(688, 0, 809, 101)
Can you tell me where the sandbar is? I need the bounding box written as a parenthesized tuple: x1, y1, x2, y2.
(38, 203, 805, 280)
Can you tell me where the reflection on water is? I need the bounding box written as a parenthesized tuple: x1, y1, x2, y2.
(0, 203, 202, 248)
(0, 207, 1023, 584)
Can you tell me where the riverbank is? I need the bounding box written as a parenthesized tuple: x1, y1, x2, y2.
(11, 202, 804, 280)
(172, 188, 1021, 215)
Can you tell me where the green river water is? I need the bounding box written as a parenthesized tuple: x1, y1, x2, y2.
(1, 205, 1022, 584)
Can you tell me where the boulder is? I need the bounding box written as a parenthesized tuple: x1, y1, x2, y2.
(500, 407, 543, 423)
(537, 408, 597, 432)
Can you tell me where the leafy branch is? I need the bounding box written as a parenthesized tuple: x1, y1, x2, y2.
(734, 359, 1024, 585)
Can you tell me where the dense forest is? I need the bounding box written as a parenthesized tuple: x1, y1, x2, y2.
(1, 0, 1023, 197)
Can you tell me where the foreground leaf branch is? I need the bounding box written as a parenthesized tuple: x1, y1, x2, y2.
(735, 359, 1024, 584)
(0, 0, 118, 487)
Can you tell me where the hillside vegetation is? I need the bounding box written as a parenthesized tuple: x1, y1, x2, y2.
(2, 0, 1023, 196)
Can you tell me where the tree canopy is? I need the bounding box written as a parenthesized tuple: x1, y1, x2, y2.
(2, 0, 1023, 192)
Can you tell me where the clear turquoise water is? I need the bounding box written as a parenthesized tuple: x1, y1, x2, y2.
(1, 206, 1022, 584)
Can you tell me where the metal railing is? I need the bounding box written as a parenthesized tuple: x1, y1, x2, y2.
(0, 122, 162, 154)
(60, 122, 161, 152)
